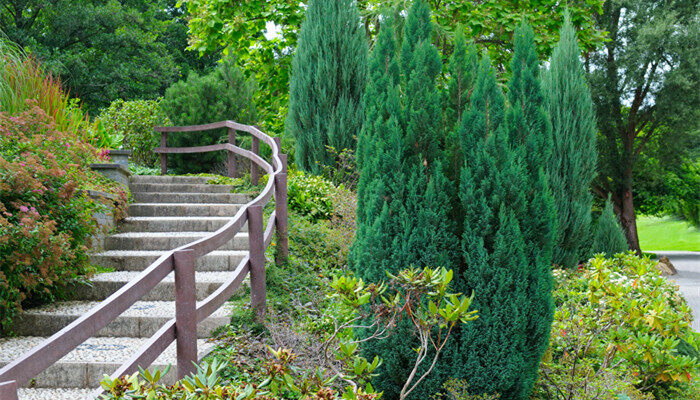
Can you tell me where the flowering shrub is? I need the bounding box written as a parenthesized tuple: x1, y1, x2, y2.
(0, 105, 128, 330)
(535, 253, 697, 399)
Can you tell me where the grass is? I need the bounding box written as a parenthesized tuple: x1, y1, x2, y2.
(637, 215, 700, 252)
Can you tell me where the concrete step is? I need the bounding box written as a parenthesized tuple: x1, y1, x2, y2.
(91, 250, 248, 271)
(131, 175, 212, 184)
(132, 192, 249, 204)
(118, 216, 247, 233)
(130, 183, 233, 194)
(12, 301, 233, 339)
(68, 271, 235, 302)
(128, 203, 241, 217)
(18, 388, 94, 400)
(0, 336, 213, 388)
(104, 232, 249, 251)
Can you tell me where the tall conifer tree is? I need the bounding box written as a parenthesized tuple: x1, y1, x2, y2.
(543, 14, 598, 268)
(455, 57, 532, 399)
(285, 0, 368, 175)
(504, 22, 556, 398)
(352, 2, 456, 398)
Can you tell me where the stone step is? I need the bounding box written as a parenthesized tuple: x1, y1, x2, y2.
(0, 336, 213, 388)
(118, 216, 247, 233)
(91, 250, 248, 271)
(131, 175, 211, 184)
(132, 192, 249, 204)
(18, 388, 94, 400)
(104, 232, 249, 251)
(128, 203, 241, 217)
(12, 301, 233, 339)
(68, 271, 235, 302)
(130, 183, 233, 194)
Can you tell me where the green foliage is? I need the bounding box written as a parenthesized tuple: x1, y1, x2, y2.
(287, 169, 338, 222)
(96, 99, 171, 166)
(0, 0, 219, 113)
(161, 57, 257, 173)
(536, 254, 698, 398)
(591, 197, 629, 256)
(0, 106, 128, 331)
(183, 0, 606, 134)
(0, 39, 93, 141)
(286, 0, 368, 177)
(543, 14, 598, 268)
(588, 0, 699, 250)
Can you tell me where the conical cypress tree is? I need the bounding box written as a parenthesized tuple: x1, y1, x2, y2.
(504, 22, 556, 398)
(592, 196, 629, 256)
(543, 14, 598, 268)
(285, 0, 368, 175)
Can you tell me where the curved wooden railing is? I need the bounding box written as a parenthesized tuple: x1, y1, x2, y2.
(0, 121, 288, 400)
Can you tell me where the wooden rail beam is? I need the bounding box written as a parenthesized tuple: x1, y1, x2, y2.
(0, 380, 18, 400)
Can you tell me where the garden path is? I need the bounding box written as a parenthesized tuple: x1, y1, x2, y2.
(656, 251, 700, 332)
(0, 175, 250, 399)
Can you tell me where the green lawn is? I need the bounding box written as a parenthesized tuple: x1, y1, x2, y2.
(637, 216, 700, 252)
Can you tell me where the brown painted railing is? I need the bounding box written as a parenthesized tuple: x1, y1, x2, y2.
(0, 121, 288, 400)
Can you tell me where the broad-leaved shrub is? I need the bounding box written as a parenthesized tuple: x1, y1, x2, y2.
(0, 105, 128, 330)
(96, 98, 171, 166)
(535, 253, 697, 399)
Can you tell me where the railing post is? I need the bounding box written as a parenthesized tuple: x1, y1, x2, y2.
(250, 136, 260, 186)
(0, 380, 18, 400)
(173, 249, 197, 379)
(274, 138, 289, 265)
(247, 205, 266, 321)
(228, 128, 237, 178)
(160, 132, 168, 175)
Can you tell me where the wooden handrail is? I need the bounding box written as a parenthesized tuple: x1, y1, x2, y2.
(0, 121, 288, 397)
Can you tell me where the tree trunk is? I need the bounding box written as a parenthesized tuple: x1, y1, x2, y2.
(619, 188, 642, 254)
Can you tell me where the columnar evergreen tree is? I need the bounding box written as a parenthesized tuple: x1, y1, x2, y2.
(455, 56, 532, 400)
(285, 0, 368, 175)
(504, 22, 556, 398)
(352, 2, 457, 398)
(592, 197, 630, 256)
(543, 14, 598, 268)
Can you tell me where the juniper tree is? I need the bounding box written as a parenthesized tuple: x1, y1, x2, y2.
(352, 2, 457, 398)
(543, 14, 598, 268)
(504, 22, 556, 398)
(285, 0, 368, 175)
(455, 57, 533, 400)
(591, 196, 629, 256)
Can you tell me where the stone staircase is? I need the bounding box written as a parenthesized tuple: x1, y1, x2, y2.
(0, 175, 250, 400)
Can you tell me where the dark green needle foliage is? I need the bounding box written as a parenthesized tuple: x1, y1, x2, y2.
(285, 0, 368, 176)
(352, 1, 457, 398)
(543, 14, 598, 268)
(455, 56, 533, 400)
(503, 21, 556, 398)
(161, 57, 257, 173)
(592, 196, 630, 256)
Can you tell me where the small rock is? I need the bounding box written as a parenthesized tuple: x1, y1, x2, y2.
(656, 256, 678, 276)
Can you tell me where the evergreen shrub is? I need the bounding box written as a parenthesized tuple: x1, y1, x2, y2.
(591, 197, 629, 256)
(161, 57, 256, 173)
